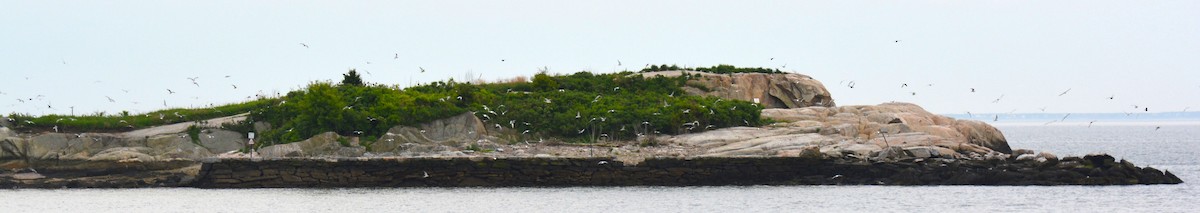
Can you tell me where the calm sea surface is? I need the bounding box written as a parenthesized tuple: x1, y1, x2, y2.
(2, 122, 1198, 212)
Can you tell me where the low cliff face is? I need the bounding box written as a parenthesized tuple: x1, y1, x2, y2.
(256, 112, 491, 158)
(640, 71, 835, 108)
(1, 127, 244, 164)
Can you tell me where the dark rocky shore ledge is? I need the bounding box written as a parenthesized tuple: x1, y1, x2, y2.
(1, 154, 1182, 188)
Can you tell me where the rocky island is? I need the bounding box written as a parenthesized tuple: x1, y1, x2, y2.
(1, 66, 1182, 188)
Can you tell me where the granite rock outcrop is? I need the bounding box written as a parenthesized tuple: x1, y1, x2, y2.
(665, 102, 1011, 161)
(640, 71, 835, 108)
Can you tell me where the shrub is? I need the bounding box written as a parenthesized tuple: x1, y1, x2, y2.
(186, 125, 202, 145)
(220, 119, 255, 135)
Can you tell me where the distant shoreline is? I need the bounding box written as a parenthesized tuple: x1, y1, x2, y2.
(984, 120, 1200, 127)
(942, 112, 1200, 126)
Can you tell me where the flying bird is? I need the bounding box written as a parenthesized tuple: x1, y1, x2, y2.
(1107, 95, 1114, 100)
(1061, 113, 1070, 122)
(419, 67, 426, 73)
(1088, 120, 1096, 128)
(992, 94, 1005, 103)
(394, 53, 399, 59)
(971, 88, 976, 93)
(105, 96, 115, 102)
(167, 89, 175, 94)
(1058, 88, 1071, 96)
(299, 43, 309, 48)
(617, 60, 622, 66)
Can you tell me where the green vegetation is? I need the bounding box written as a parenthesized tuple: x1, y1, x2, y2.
(186, 125, 202, 145)
(8, 65, 772, 148)
(250, 69, 763, 147)
(466, 71, 762, 143)
(251, 81, 468, 145)
(219, 119, 255, 135)
(640, 64, 784, 74)
(6, 99, 272, 133)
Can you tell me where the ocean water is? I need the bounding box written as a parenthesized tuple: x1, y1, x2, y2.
(2, 122, 1197, 212)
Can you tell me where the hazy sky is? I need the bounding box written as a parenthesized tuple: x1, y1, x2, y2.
(3, 1, 1198, 116)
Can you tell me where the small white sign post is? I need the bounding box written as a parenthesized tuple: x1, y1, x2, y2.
(248, 132, 256, 159)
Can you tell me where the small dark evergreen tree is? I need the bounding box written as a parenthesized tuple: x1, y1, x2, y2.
(342, 69, 364, 86)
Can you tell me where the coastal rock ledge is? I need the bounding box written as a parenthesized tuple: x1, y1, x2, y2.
(189, 155, 1179, 188)
(0, 153, 1181, 188)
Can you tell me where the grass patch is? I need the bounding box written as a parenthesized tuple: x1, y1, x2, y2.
(7, 99, 271, 133)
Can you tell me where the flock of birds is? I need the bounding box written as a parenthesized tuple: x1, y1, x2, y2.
(3, 40, 1192, 134)
(835, 76, 1174, 131)
(4, 68, 255, 130)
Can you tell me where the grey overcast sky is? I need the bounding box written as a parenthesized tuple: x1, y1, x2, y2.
(2, 1, 1198, 116)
